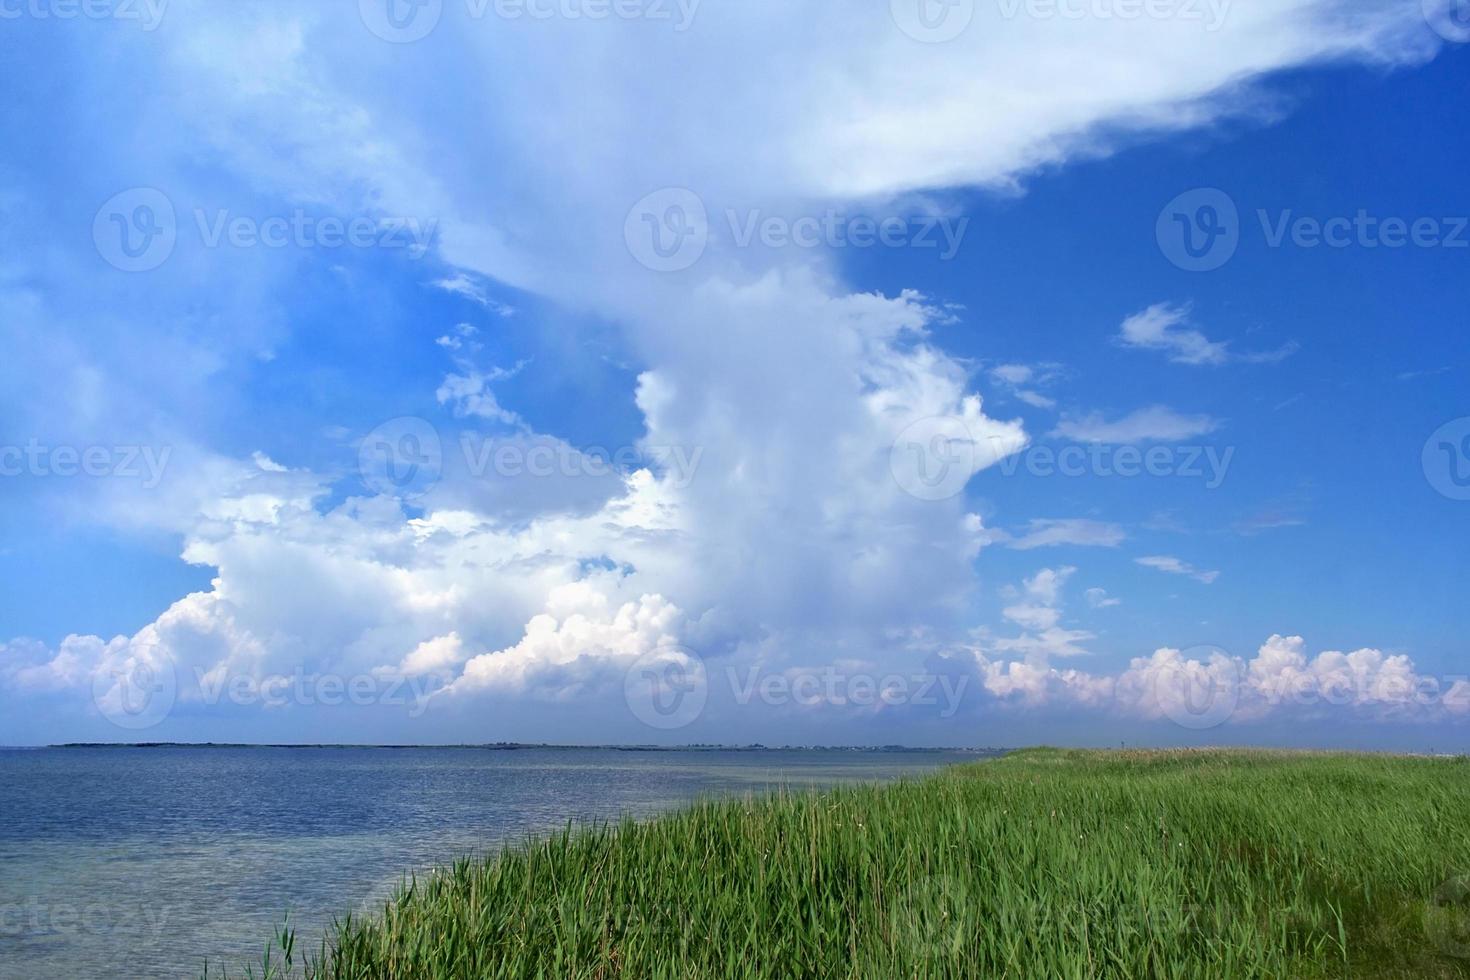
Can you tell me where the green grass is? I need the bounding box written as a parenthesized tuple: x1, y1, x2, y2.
(221, 749, 1470, 979)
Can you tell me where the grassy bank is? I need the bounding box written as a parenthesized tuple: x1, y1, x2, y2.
(227, 748, 1470, 978)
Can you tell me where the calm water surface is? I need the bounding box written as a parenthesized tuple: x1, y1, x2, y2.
(0, 746, 979, 978)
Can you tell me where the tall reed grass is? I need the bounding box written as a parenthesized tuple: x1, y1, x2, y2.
(218, 748, 1470, 978)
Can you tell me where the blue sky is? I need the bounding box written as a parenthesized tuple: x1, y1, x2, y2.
(1, 0, 1467, 748)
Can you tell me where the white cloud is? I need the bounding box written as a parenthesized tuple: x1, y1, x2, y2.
(443, 587, 684, 701)
(973, 657, 1115, 708)
(986, 567, 1096, 664)
(958, 571, 1464, 726)
(1136, 555, 1220, 584)
(1022, 566, 1073, 606)
(431, 274, 514, 317)
(377, 633, 469, 682)
(1233, 509, 1308, 535)
(991, 364, 1035, 386)
(1116, 302, 1297, 366)
(436, 367, 524, 426)
(1117, 302, 1228, 365)
(1014, 390, 1058, 409)
(1003, 518, 1125, 551)
(1085, 587, 1121, 609)
(1053, 406, 1220, 444)
(988, 362, 1064, 410)
(1396, 366, 1453, 382)
(1, 280, 1028, 734)
(2, 461, 696, 724)
(436, 323, 481, 352)
(967, 633, 1470, 725)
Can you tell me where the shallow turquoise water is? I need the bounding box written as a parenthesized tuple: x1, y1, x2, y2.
(0, 745, 978, 978)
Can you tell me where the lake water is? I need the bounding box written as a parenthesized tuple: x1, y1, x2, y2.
(0, 745, 979, 978)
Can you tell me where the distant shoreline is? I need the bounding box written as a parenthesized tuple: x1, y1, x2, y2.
(20, 742, 1007, 753)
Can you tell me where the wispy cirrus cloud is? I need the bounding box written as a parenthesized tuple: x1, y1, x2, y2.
(1135, 555, 1219, 584)
(432, 274, 515, 317)
(988, 362, 1065, 410)
(1116, 303, 1297, 366)
(1052, 405, 1220, 444)
(1232, 510, 1307, 536)
(998, 518, 1125, 551)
